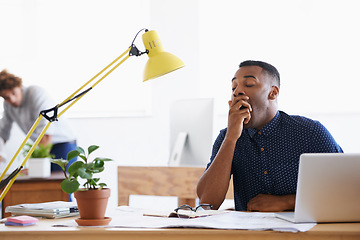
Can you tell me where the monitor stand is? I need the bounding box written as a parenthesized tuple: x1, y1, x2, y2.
(168, 132, 188, 166)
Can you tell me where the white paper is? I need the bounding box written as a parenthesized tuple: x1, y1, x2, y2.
(53, 206, 316, 232)
(16, 201, 77, 210)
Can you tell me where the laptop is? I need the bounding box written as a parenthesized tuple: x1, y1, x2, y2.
(276, 153, 360, 223)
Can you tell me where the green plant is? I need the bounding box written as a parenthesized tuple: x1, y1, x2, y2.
(22, 142, 55, 159)
(51, 145, 112, 194)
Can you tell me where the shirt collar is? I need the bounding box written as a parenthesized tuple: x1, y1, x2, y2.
(246, 111, 281, 138)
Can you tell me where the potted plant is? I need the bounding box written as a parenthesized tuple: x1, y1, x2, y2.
(22, 143, 55, 178)
(51, 145, 113, 226)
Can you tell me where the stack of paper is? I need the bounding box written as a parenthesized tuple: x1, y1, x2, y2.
(5, 215, 39, 226)
(5, 201, 79, 219)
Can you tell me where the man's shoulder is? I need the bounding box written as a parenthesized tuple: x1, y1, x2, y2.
(24, 85, 51, 101)
(278, 111, 342, 152)
(25, 85, 46, 95)
(279, 111, 321, 129)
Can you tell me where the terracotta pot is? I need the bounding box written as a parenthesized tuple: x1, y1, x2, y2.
(74, 188, 111, 219)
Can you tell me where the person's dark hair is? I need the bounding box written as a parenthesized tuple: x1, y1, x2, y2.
(0, 70, 23, 91)
(239, 60, 280, 88)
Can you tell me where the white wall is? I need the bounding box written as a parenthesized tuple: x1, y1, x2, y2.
(2, 0, 360, 211)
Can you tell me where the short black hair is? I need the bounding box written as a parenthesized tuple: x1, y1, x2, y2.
(239, 60, 280, 88)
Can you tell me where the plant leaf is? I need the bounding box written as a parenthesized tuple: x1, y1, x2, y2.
(93, 159, 104, 168)
(94, 157, 113, 162)
(68, 161, 84, 176)
(77, 146, 85, 155)
(88, 179, 97, 188)
(50, 159, 68, 171)
(67, 150, 80, 161)
(88, 145, 99, 155)
(83, 163, 94, 170)
(92, 166, 104, 173)
(61, 178, 80, 194)
(23, 142, 55, 158)
(77, 168, 92, 179)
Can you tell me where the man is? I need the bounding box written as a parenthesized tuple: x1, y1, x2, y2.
(196, 60, 343, 212)
(0, 69, 77, 171)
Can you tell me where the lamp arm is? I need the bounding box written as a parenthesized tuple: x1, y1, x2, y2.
(0, 118, 51, 201)
(0, 116, 44, 183)
(0, 46, 132, 201)
(40, 87, 93, 122)
(0, 166, 23, 190)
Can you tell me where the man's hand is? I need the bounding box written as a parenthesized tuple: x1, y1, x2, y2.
(247, 194, 295, 212)
(226, 95, 252, 141)
(39, 134, 52, 147)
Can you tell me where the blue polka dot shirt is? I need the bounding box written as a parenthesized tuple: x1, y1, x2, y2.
(207, 111, 343, 211)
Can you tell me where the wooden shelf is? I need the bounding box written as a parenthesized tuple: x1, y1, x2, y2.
(2, 172, 68, 217)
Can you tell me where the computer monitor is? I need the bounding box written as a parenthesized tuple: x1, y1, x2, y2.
(168, 98, 215, 167)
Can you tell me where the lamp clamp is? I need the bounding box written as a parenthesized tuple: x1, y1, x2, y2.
(129, 44, 148, 57)
(129, 28, 149, 57)
(40, 106, 59, 122)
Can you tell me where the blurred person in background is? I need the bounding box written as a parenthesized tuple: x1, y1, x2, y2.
(0, 69, 77, 172)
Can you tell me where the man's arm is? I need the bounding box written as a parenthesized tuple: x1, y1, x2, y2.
(196, 137, 236, 209)
(197, 95, 252, 209)
(247, 194, 296, 212)
(0, 137, 7, 163)
(39, 134, 52, 147)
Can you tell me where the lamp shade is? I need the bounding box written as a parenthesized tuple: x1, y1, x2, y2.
(142, 30, 184, 81)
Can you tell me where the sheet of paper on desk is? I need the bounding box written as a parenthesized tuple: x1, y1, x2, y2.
(175, 211, 316, 232)
(54, 206, 316, 232)
(12, 201, 77, 211)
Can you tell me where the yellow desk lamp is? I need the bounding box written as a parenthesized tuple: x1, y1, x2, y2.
(0, 29, 184, 201)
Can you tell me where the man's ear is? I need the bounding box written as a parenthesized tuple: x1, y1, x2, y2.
(268, 86, 279, 100)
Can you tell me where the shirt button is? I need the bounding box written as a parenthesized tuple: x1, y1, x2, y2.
(264, 171, 268, 174)
(261, 147, 265, 151)
(258, 131, 262, 135)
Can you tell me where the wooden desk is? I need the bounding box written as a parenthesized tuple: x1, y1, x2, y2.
(118, 166, 234, 207)
(2, 172, 68, 217)
(0, 217, 360, 240)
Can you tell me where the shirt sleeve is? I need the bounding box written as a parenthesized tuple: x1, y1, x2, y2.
(0, 104, 14, 141)
(27, 86, 57, 140)
(206, 128, 227, 169)
(310, 121, 343, 153)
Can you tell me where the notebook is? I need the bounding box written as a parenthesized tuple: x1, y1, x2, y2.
(5, 201, 79, 219)
(276, 153, 360, 223)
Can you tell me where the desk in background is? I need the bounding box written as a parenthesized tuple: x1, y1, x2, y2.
(1, 172, 68, 218)
(118, 166, 234, 207)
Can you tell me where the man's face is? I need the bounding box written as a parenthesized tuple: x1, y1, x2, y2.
(231, 65, 274, 130)
(0, 86, 23, 107)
